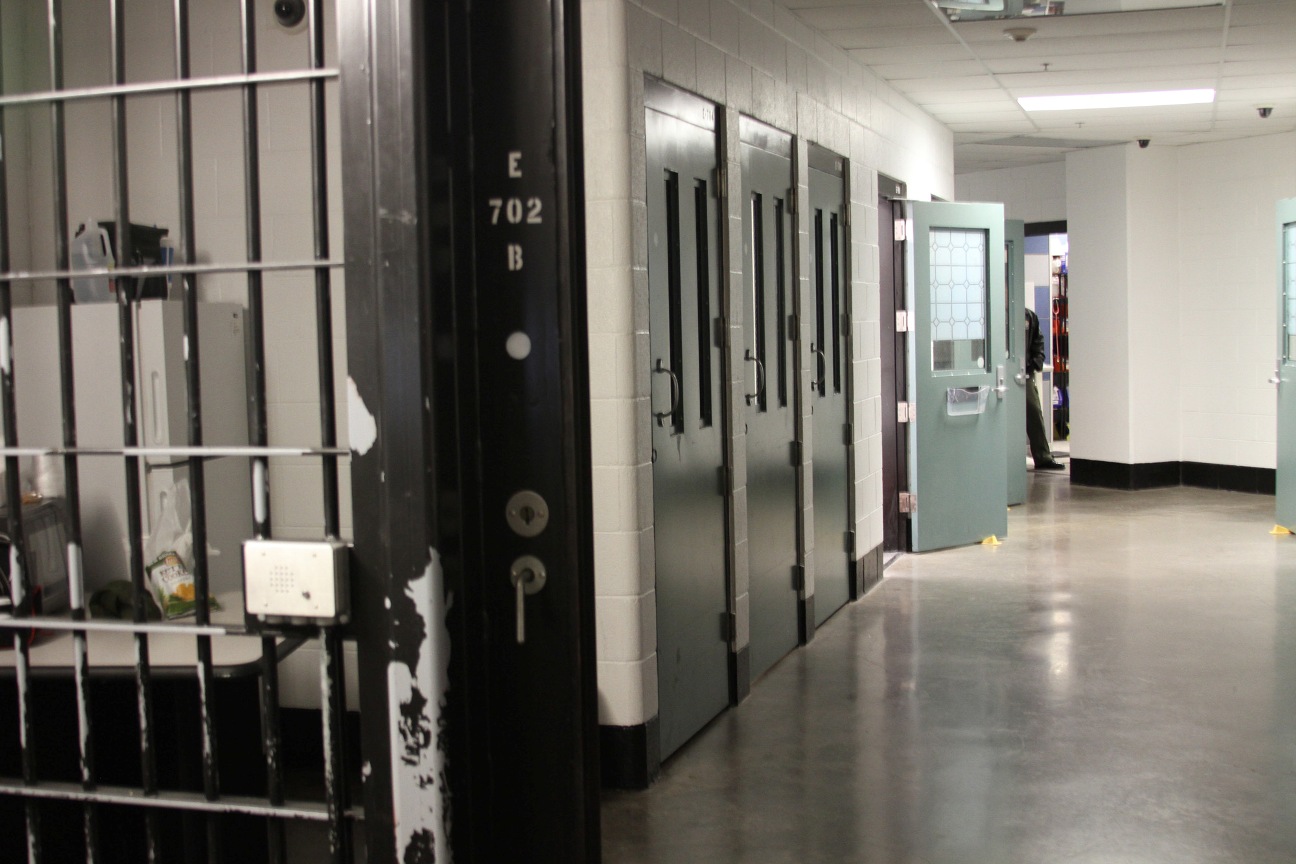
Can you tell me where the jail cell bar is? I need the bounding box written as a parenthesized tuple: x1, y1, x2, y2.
(0, 1, 354, 862)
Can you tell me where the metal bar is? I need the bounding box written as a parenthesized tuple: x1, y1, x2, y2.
(0, 616, 237, 636)
(0, 12, 43, 860)
(0, 446, 349, 458)
(308, 0, 341, 544)
(241, 2, 285, 860)
(0, 258, 344, 284)
(45, 1, 99, 855)
(307, 2, 351, 857)
(0, 69, 339, 109)
(321, 628, 351, 863)
(108, 4, 160, 856)
(170, 5, 223, 856)
(0, 782, 343, 822)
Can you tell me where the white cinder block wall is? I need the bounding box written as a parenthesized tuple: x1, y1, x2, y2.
(9, 0, 351, 542)
(582, 0, 953, 732)
(961, 133, 1296, 471)
(1175, 132, 1296, 469)
(955, 161, 1066, 224)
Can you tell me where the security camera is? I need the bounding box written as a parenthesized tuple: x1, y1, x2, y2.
(273, 0, 306, 28)
(1138, 139, 1150, 149)
(1259, 106, 1274, 119)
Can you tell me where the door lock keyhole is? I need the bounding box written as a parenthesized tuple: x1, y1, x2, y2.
(505, 490, 550, 537)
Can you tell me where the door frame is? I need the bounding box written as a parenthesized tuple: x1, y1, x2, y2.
(340, 0, 599, 860)
(878, 174, 909, 552)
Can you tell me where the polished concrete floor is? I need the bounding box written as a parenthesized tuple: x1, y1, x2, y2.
(602, 474, 1296, 863)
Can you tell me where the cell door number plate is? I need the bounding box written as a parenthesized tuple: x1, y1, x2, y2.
(506, 490, 550, 537)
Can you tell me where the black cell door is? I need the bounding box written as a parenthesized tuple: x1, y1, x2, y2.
(645, 86, 729, 759)
(808, 146, 851, 628)
(739, 118, 799, 679)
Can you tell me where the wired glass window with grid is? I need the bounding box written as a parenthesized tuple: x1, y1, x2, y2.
(0, 2, 357, 862)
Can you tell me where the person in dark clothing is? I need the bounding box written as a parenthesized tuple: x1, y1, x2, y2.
(1026, 308, 1065, 471)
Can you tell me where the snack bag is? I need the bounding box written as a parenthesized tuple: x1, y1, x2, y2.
(144, 480, 219, 619)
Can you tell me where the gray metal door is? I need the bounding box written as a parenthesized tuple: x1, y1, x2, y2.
(904, 200, 1008, 552)
(808, 147, 851, 627)
(1005, 219, 1028, 507)
(645, 88, 729, 758)
(740, 118, 798, 680)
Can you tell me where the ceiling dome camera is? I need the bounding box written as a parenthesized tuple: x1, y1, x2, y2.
(274, 0, 306, 28)
(1138, 139, 1150, 148)
(1259, 106, 1274, 119)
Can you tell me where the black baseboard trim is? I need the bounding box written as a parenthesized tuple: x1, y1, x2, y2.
(600, 715, 661, 790)
(1070, 459, 1179, 490)
(862, 545, 883, 594)
(1180, 461, 1276, 495)
(731, 645, 751, 704)
(798, 595, 815, 645)
(1069, 458, 1275, 495)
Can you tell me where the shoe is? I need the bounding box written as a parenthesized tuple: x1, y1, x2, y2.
(1035, 459, 1065, 471)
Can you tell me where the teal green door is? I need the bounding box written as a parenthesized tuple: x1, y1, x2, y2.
(905, 201, 1008, 552)
(1005, 220, 1027, 507)
(1276, 198, 1296, 528)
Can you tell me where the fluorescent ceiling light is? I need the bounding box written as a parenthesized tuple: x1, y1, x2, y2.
(1018, 89, 1215, 111)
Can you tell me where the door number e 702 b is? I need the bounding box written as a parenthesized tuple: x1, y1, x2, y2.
(487, 196, 543, 225)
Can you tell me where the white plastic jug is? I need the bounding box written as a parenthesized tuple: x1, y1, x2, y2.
(70, 219, 114, 303)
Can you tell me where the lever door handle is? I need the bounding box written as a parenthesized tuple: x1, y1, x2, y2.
(510, 556, 547, 645)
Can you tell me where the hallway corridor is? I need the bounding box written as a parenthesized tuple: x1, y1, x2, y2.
(602, 476, 1296, 863)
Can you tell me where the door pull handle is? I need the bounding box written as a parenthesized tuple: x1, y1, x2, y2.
(1270, 373, 1282, 385)
(652, 359, 681, 426)
(744, 350, 765, 405)
(811, 343, 826, 393)
(510, 556, 547, 645)
(1014, 372, 1026, 385)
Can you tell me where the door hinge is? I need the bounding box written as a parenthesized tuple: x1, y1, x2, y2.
(899, 491, 916, 514)
(790, 440, 802, 466)
(843, 204, 851, 228)
(897, 401, 914, 423)
(788, 313, 799, 336)
(845, 529, 855, 554)
(789, 185, 799, 215)
(717, 166, 728, 199)
(720, 610, 737, 643)
(792, 564, 805, 592)
(841, 311, 851, 338)
(718, 465, 729, 496)
(843, 423, 853, 445)
(894, 219, 906, 242)
(895, 310, 908, 332)
(714, 317, 725, 349)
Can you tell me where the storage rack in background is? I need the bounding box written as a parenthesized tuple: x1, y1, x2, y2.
(1051, 256, 1069, 439)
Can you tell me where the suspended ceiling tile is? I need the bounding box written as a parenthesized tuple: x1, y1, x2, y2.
(867, 59, 990, 79)
(830, 24, 960, 50)
(794, 4, 936, 30)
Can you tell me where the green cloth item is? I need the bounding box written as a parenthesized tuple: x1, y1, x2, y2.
(89, 580, 161, 621)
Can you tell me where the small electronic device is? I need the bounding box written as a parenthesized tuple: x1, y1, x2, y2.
(243, 539, 350, 626)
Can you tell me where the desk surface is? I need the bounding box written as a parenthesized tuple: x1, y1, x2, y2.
(0, 592, 296, 678)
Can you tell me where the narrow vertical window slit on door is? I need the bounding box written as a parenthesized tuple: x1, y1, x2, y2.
(694, 179, 713, 429)
(752, 193, 767, 413)
(775, 198, 788, 408)
(814, 210, 826, 398)
(830, 213, 842, 395)
(665, 171, 685, 433)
